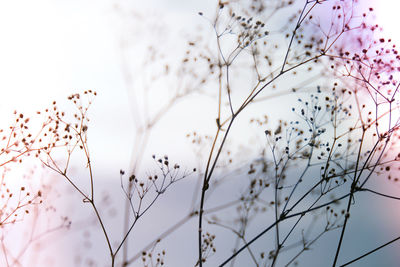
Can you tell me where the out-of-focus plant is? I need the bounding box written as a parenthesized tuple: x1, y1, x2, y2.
(4, 0, 400, 267)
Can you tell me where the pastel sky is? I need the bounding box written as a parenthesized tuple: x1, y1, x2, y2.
(0, 0, 396, 161)
(0, 0, 399, 266)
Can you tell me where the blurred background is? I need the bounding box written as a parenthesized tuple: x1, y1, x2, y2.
(0, 0, 399, 266)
